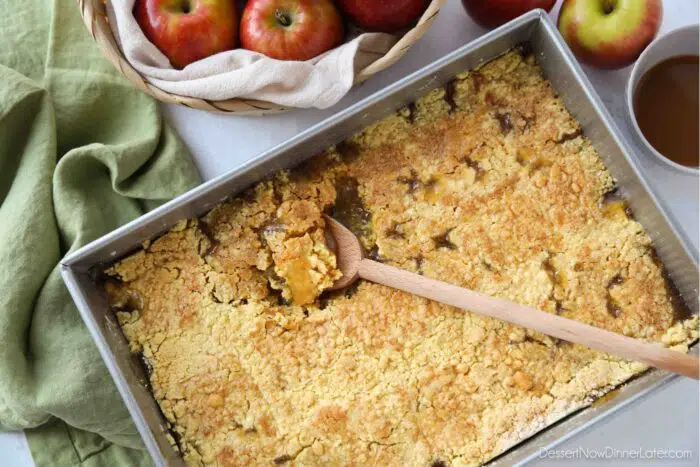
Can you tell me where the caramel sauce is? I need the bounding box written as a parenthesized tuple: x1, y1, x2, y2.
(495, 112, 513, 134)
(634, 55, 699, 167)
(543, 258, 568, 289)
(424, 175, 447, 203)
(444, 80, 457, 113)
(330, 177, 372, 241)
(601, 199, 631, 221)
(591, 387, 622, 408)
(407, 102, 417, 123)
(104, 280, 143, 313)
(648, 247, 693, 322)
(397, 170, 422, 194)
(432, 229, 457, 250)
(464, 157, 485, 180)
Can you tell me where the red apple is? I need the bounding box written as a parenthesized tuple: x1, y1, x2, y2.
(240, 0, 344, 61)
(558, 0, 662, 69)
(135, 0, 237, 69)
(461, 0, 555, 29)
(336, 0, 428, 33)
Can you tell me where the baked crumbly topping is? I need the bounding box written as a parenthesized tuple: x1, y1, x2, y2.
(104, 50, 698, 467)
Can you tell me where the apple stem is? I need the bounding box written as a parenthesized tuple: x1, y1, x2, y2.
(275, 9, 292, 27)
(602, 0, 616, 15)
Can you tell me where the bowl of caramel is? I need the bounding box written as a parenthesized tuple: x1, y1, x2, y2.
(627, 24, 699, 174)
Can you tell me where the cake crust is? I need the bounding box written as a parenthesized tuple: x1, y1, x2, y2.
(105, 50, 698, 467)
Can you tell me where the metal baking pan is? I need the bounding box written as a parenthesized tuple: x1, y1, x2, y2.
(61, 10, 699, 467)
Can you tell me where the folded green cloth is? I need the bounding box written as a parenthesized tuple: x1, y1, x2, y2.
(0, 0, 201, 464)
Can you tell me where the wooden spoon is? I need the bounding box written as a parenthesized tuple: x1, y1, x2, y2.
(324, 215, 699, 380)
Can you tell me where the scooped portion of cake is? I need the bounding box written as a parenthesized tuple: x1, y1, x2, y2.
(106, 173, 341, 312)
(103, 49, 698, 467)
(261, 198, 341, 306)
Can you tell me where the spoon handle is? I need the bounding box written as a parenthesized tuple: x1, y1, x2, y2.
(357, 259, 699, 380)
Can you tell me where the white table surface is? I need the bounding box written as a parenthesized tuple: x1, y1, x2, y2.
(2, 0, 698, 465)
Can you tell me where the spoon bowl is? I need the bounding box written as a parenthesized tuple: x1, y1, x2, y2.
(324, 215, 363, 290)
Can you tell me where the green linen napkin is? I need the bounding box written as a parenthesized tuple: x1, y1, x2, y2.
(0, 0, 201, 465)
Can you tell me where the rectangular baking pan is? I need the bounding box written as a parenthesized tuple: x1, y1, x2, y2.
(61, 10, 699, 467)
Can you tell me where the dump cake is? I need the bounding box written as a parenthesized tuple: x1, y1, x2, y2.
(104, 49, 698, 466)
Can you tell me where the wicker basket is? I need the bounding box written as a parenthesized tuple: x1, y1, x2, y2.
(77, 0, 446, 115)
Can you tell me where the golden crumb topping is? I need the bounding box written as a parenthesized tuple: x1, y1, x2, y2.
(104, 50, 698, 467)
